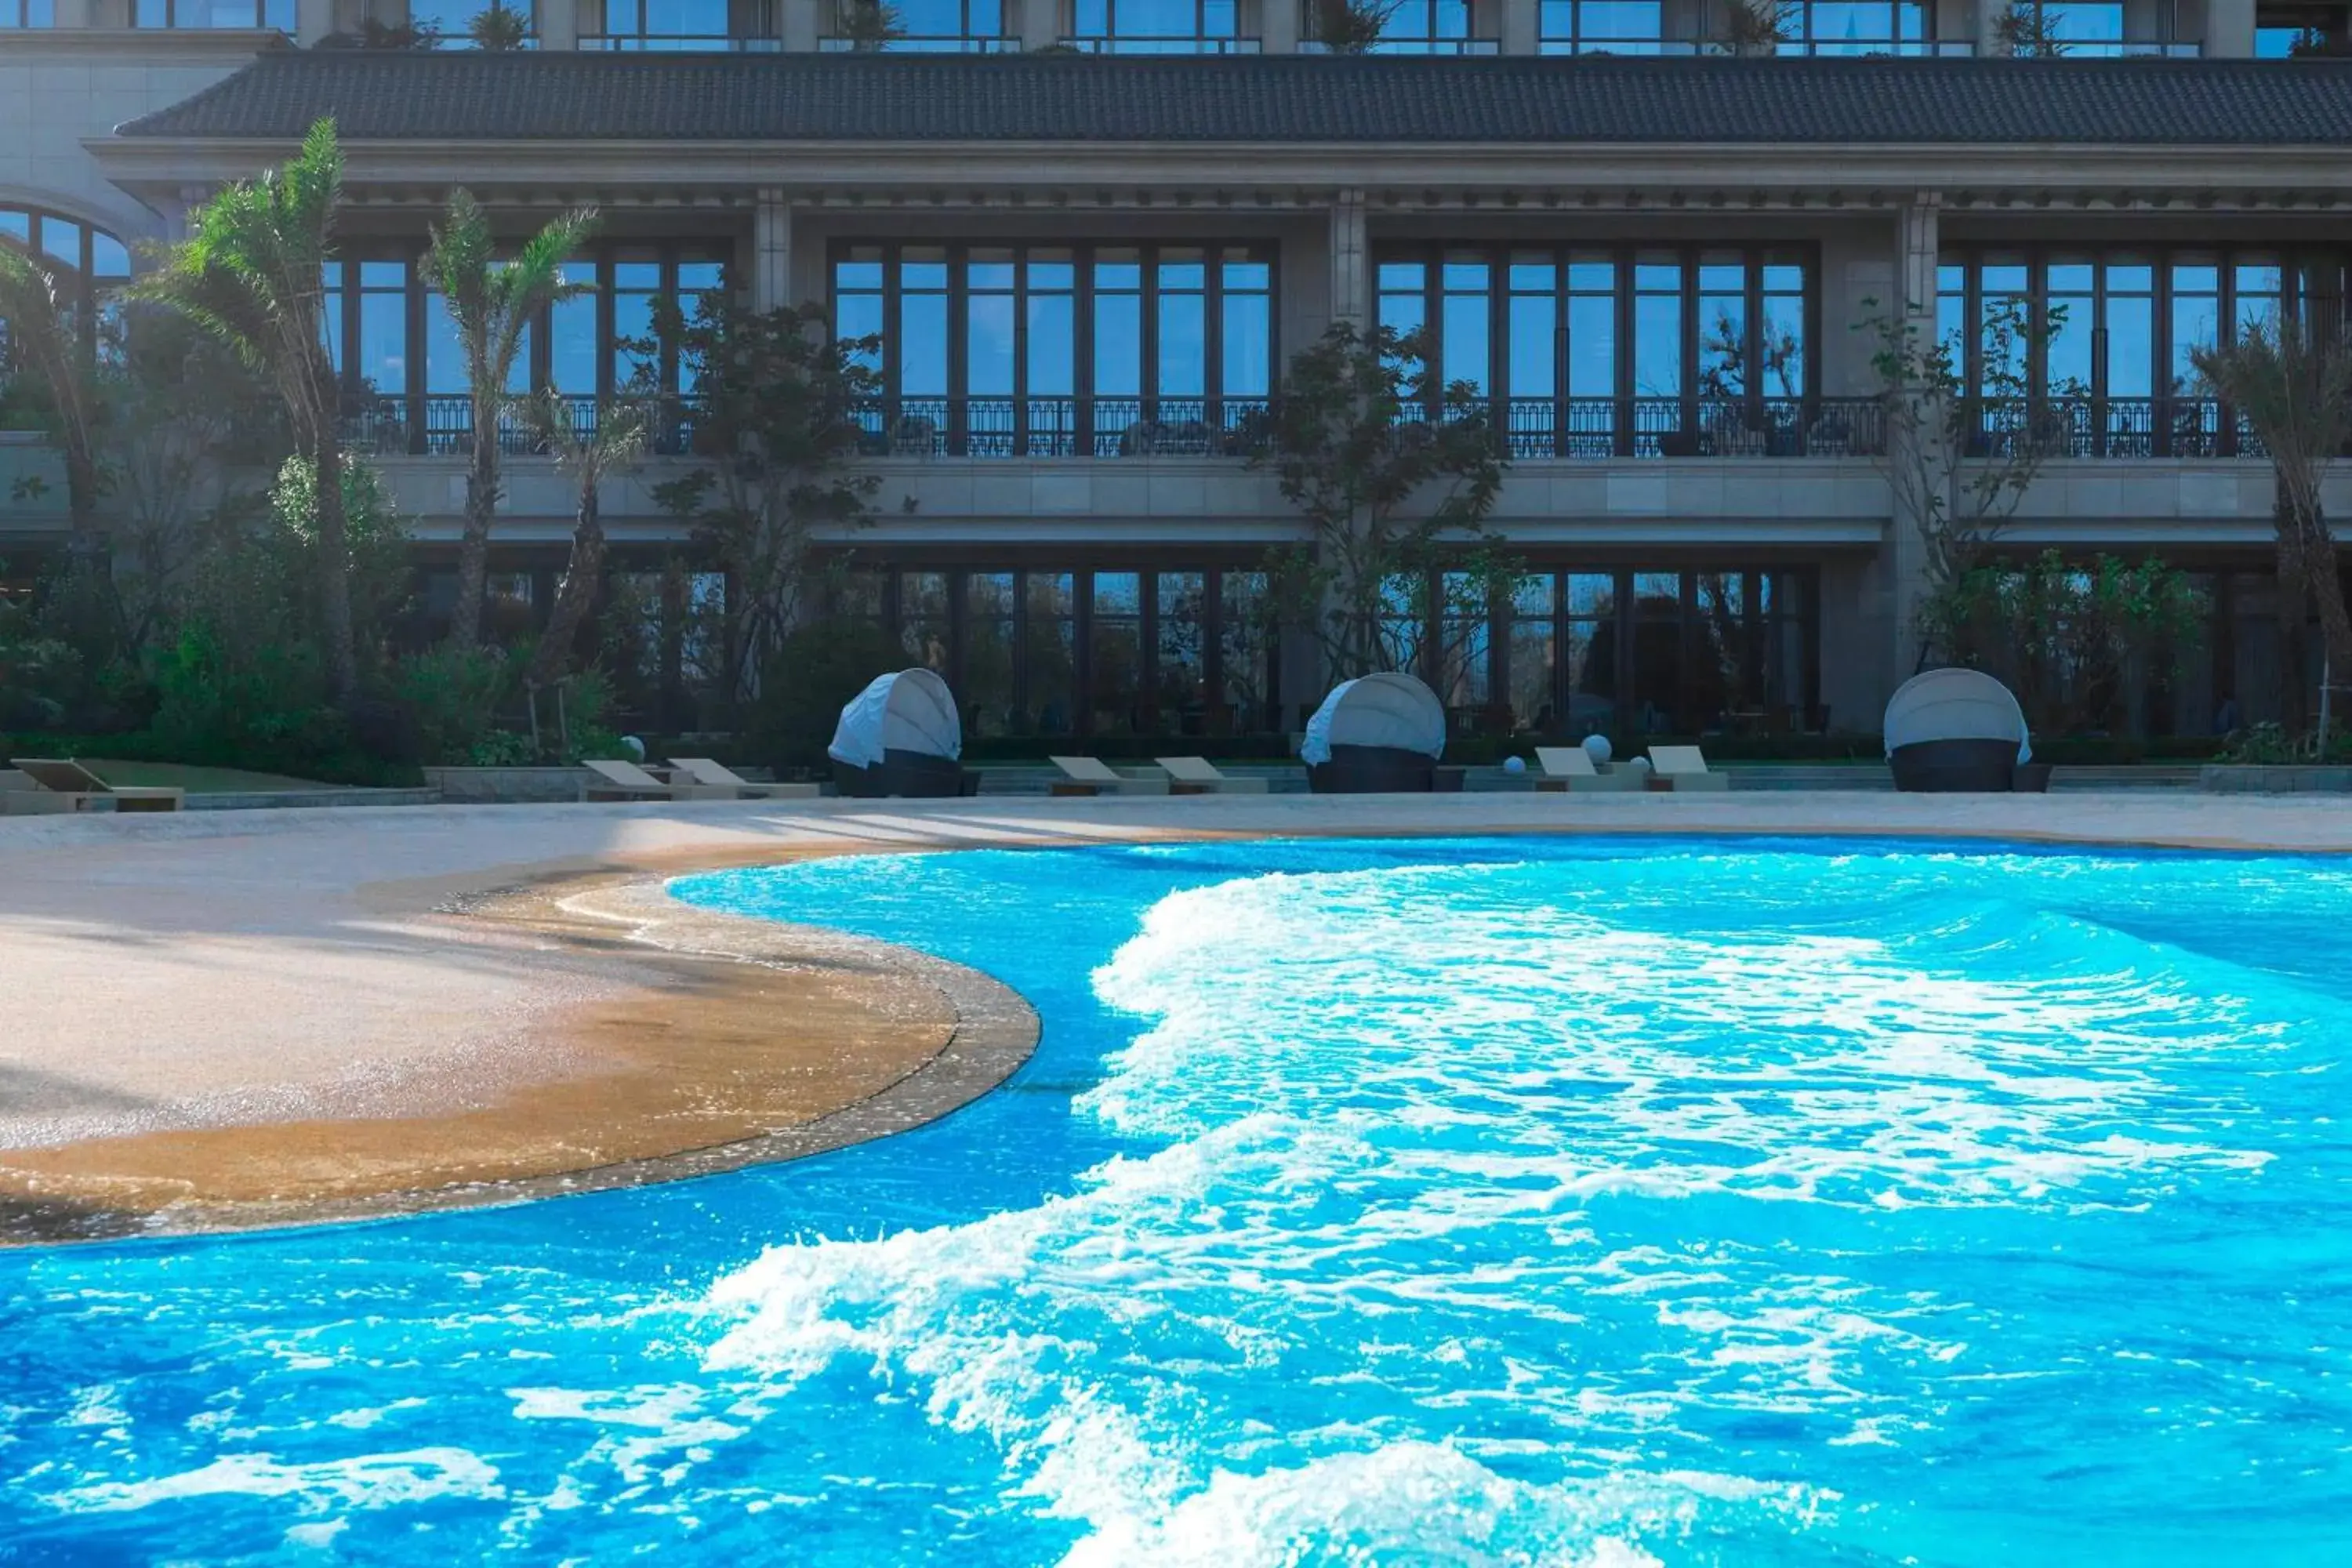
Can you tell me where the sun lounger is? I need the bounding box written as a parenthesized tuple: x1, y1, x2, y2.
(1154, 757, 1271, 795)
(1047, 757, 1171, 797)
(1647, 745, 1734, 792)
(1532, 746, 1642, 794)
(666, 757, 822, 800)
(6, 758, 184, 813)
(579, 758, 734, 802)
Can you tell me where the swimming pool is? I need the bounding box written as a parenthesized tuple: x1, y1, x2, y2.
(3, 835, 2349, 1564)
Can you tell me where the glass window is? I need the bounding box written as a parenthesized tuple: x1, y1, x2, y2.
(1693, 572, 1749, 723)
(1378, 573, 1428, 677)
(1, 0, 57, 25)
(1154, 571, 1207, 731)
(1157, 249, 1207, 403)
(321, 261, 346, 373)
(1219, 570, 1274, 728)
(964, 572, 1018, 739)
(1221, 252, 1272, 400)
(588, 0, 731, 46)
(1632, 254, 1682, 400)
(2170, 257, 2220, 397)
(358, 260, 408, 395)
(549, 260, 599, 395)
(889, 0, 1005, 46)
(901, 571, 951, 673)
(900, 246, 950, 402)
(1093, 247, 1144, 402)
(611, 257, 662, 394)
(1439, 253, 1492, 397)
(1759, 255, 1806, 401)
(1090, 572, 1144, 735)
(1540, 1, 1677, 52)
(1565, 572, 1617, 736)
(1438, 570, 1492, 710)
(1025, 572, 1077, 736)
(136, 0, 294, 27)
(1696, 253, 1745, 402)
(1508, 575, 1558, 733)
(1630, 571, 1682, 733)
(1071, 0, 1243, 49)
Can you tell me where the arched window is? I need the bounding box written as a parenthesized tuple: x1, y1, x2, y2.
(0, 204, 133, 369)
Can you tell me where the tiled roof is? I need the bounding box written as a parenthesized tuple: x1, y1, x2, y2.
(114, 51, 2352, 147)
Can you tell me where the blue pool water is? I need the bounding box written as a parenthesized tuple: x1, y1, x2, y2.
(5, 836, 2352, 1565)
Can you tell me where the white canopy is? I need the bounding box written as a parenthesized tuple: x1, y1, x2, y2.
(1882, 667, 2031, 764)
(1301, 672, 1447, 765)
(827, 668, 963, 768)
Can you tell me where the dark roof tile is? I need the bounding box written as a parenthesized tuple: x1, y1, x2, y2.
(113, 51, 2352, 147)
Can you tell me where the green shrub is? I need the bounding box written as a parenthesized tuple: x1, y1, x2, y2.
(746, 614, 904, 773)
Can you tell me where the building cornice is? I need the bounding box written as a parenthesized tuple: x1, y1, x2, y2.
(82, 136, 2352, 211)
(0, 29, 289, 65)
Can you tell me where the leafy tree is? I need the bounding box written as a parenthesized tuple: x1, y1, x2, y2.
(0, 241, 104, 554)
(836, 0, 904, 48)
(1311, 0, 1398, 53)
(1248, 321, 1512, 683)
(1858, 292, 2071, 666)
(1712, 0, 1793, 55)
(2192, 318, 2352, 738)
(1995, 2, 2067, 56)
(137, 118, 361, 705)
(1919, 550, 2208, 737)
(419, 188, 597, 649)
(646, 295, 884, 705)
(519, 390, 649, 692)
(466, 4, 532, 48)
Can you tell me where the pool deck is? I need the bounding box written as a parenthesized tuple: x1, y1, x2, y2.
(5, 789, 2350, 1243)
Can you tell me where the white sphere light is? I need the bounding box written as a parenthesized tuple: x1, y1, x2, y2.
(622, 735, 648, 762)
(1630, 755, 1653, 774)
(1581, 733, 1614, 768)
(1503, 755, 1526, 775)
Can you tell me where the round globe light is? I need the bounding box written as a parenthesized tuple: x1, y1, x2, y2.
(1581, 733, 1614, 768)
(1503, 755, 1526, 775)
(622, 735, 648, 763)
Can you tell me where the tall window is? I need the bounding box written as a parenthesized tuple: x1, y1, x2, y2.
(1313, 0, 1492, 52)
(1537, 0, 1689, 50)
(2, 1, 56, 26)
(1379, 243, 1817, 457)
(1789, 1, 1944, 53)
(1069, 0, 1254, 52)
(833, 241, 1276, 458)
(321, 245, 719, 456)
(583, 0, 773, 48)
(406, 1, 541, 42)
(0, 205, 129, 321)
(134, 0, 294, 25)
(2005, 0, 2191, 54)
(855, 0, 1009, 49)
(1938, 245, 2343, 456)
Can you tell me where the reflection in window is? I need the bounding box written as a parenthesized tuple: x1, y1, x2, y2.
(832, 241, 1276, 456)
(901, 571, 952, 673)
(1156, 571, 1208, 731)
(585, 0, 772, 49)
(1315, 0, 1491, 53)
(0, 205, 132, 353)
(135, 0, 293, 27)
(1537, 0, 1687, 51)
(1, 0, 56, 25)
(1025, 572, 1078, 736)
(1069, 0, 1250, 52)
(965, 572, 1018, 739)
(1220, 571, 1274, 728)
(1090, 572, 1145, 735)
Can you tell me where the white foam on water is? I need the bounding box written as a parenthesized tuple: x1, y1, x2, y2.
(688, 851, 2312, 1559)
(53, 1446, 503, 1515)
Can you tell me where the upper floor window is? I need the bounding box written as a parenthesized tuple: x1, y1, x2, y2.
(831, 240, 1276, 458)
(1537, 0, 1695, 51)
(582, 0, 772, 47)
(0, 205, 132, 308)
(135, 0, 294, 25)
(1377, 244, 1816, 458)
(1309, 0, 1493, 52)
(2000, 0, 2193, 55)
(403, 2, 542, 45)
(1788, 1, 1951, 54)
(1, 0, 56, 27)
(1936, 245, 2343, 456)
(1067, 0, 1256, 52)
(2257, 2, 2350, 54)
(848, 0, 1012, 49)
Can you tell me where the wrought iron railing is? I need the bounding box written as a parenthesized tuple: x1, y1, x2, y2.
(818, 34, 1018, 50)
(848, 396, 1272, 458)
(580, 33, 784, 50)
(339, 394, 702, 457)
(1495, 396, 1886, 458)
(1965, 397, 2263, 459)
(1058, 35, 1261, 53)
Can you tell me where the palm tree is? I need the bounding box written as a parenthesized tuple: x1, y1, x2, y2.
(518, 389, 648, 693)
(419, 188, 597, 649)
(0, 241, 104, 557)
(137, 118, 360, 703)
(2193, 318, 2352, 736)
(466, 4, 532, 48)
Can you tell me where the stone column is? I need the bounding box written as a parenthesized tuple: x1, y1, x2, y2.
(1886, 195, 1942, 684)
(1976, 0, 2009, 56)
(1328, 188, 1368, 330)
(295, 0, 335, 42)
(781, 0, 822, 50)
(50, 0, 93, 27)
(537, 0, 580, 48)
(1259, 0, 1300, 53)
(1020, 0, 1062, 50)
(753, 188, 793, 312)
(1498, 0, 1537, 53)
(2202, 0, 2256, 56)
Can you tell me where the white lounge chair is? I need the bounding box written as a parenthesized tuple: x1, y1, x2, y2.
(579, 758, 733, 802)
(1647, 745, 1733, 792)
(5, 758, 184, 813)
(1532, 747, 1642, 793)
(1154, 757, 1271, 795)
(667, 757, 822, 800)
(1047, 757, 1171, 797)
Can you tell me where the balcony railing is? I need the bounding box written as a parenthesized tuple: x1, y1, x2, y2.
(339, 394, 704, 458)
(579, 33, 783, 49)
(851, 396, 1272, 458)
(1965, 397, 2264, 460)
(1057, 36, 1262, 53)
(1304, 38, 1501, 54)
(1537, 38, 1975, 55)
(818, 34, 1018, 50)
(1495, 397, 1888, 459)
